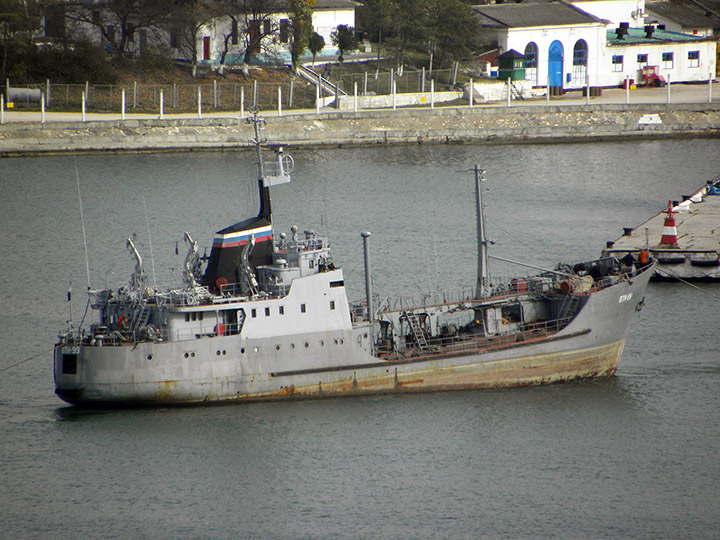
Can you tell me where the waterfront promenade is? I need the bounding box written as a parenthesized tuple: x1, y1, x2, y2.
(1, 82, 718, 155)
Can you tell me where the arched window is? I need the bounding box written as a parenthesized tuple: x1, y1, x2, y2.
(573, 40, 588, 85)
(524, 42, 538, 85)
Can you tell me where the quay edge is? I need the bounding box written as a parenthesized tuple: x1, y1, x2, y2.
(2, 102, 720, 157)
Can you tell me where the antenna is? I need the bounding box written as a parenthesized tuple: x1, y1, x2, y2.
(143, 196, 158, 290)
(73, 153, 91, 291)
(474, 165, 490, 298)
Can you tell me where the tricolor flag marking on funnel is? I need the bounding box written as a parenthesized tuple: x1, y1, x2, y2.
(212, 224, 273, 248)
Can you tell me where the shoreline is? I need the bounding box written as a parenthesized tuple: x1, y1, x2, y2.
(2, 99, 719, 157)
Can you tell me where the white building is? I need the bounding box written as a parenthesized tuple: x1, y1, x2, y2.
(473, 0, 717, 90)
(195, 0, 359, 66)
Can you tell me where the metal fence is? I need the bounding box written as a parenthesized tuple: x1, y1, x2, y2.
(335, 65, 459, 95)
(4, 79, 318, 112)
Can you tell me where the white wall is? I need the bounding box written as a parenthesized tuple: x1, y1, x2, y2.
(312, 8, 356, 45)
(504, 23, 607, 88)
(572, 0, 646, 27)
(602, 40, 717, 86)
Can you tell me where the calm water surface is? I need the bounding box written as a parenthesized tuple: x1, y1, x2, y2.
(1, 139, 719, 539)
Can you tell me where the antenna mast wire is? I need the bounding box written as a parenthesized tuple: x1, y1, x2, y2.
(143, 196, 158, 290)
(73, 153, 91, 290)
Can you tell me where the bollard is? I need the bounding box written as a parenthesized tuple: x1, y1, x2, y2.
(316, 84, 320, 114)
(585, 75, 590, 105)
(709, 73, 713, 104)
(41, 92, 45, 124)
(198, 87, 202, 118)
(507, 78, 511, 107)
(625, 75, 630, 104)
(469, 78, 473, 108)
(81, 91, 86, 122)
(363, 71, 368, 96)
(160, 90, 164, 119)
(240, 86, 245, 118)
(431, 79, 434, 109)
(666, 74, 671, 104)
(289, 80, 294, 108)
(546, 76, 550, 106)
(278, 86, 282, 117)
(354, 81, 358, 112)
(0, 94, 4, 125)
(121, 89, 126, 119)
(392, 80, 396, 111)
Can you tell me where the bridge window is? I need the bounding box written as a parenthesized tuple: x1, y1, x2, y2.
(301, 304, 307, 313)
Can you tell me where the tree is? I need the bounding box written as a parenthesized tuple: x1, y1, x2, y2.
(331, 25, 358, 63)
(288, 0, 314, 71)
(0, 0, 43, 81)
(65, 0, 172, 60)
(308, 31, 324, 65)
(428, 0, 479, 69)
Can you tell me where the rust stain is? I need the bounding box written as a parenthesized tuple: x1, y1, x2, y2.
(156, 380, 178, 399)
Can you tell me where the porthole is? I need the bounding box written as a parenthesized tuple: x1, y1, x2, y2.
(320, 340, 324, 346)
(241, 348, 245, 354)
(304, 342, 309, 348)
(334, 339, 338, 345)
(222, 350, 226, 355)
(147, 354, 153, 360)
(184, 352, 189, 358)
(276, 345, 281, 351)
(339, 338, 344, 345)
(291, 343, 295, 349)
(216, 350, 221, 356)
(191, 352, 195, 358)
(364, 333, 368, 339)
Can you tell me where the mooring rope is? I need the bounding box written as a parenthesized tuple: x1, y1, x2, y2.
(0, 349, 54, 373)
(656, 267, 720, 301)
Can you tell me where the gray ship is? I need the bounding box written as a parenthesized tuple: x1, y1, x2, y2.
(54, 117, 654, 406)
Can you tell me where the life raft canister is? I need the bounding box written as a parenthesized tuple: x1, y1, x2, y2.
(215, 323, 226, 336)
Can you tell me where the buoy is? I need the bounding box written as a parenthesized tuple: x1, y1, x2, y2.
(659, 200, 680, 248)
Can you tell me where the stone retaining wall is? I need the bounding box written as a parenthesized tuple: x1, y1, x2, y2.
(1, 103, 719, 156)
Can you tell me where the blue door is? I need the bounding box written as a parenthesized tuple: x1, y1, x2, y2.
(549, 40, 564, 88)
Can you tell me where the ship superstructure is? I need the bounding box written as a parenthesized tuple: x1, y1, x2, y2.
(54, 117, 654, 406)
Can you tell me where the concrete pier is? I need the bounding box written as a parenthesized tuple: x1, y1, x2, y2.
(603, 176, 720, 280)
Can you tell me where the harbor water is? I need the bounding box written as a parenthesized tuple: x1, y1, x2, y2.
(1, 139, 719, 539)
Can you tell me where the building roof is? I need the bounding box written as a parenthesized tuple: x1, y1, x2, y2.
(313, 0, 361, 10)
(472, 2, 604, 28)
(607, 26, 711, 45)
(646, 0, 720, 28)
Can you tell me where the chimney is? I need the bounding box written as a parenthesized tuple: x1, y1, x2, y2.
(645, 25, 655, 38)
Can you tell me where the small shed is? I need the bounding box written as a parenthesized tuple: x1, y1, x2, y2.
(497, 49, 525, 81)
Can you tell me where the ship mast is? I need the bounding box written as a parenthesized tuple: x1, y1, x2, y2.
(475, 166, 490, 298)
(250, 113, 272, 222)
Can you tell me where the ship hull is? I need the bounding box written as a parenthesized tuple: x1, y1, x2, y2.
(54, 266, 651, 407)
